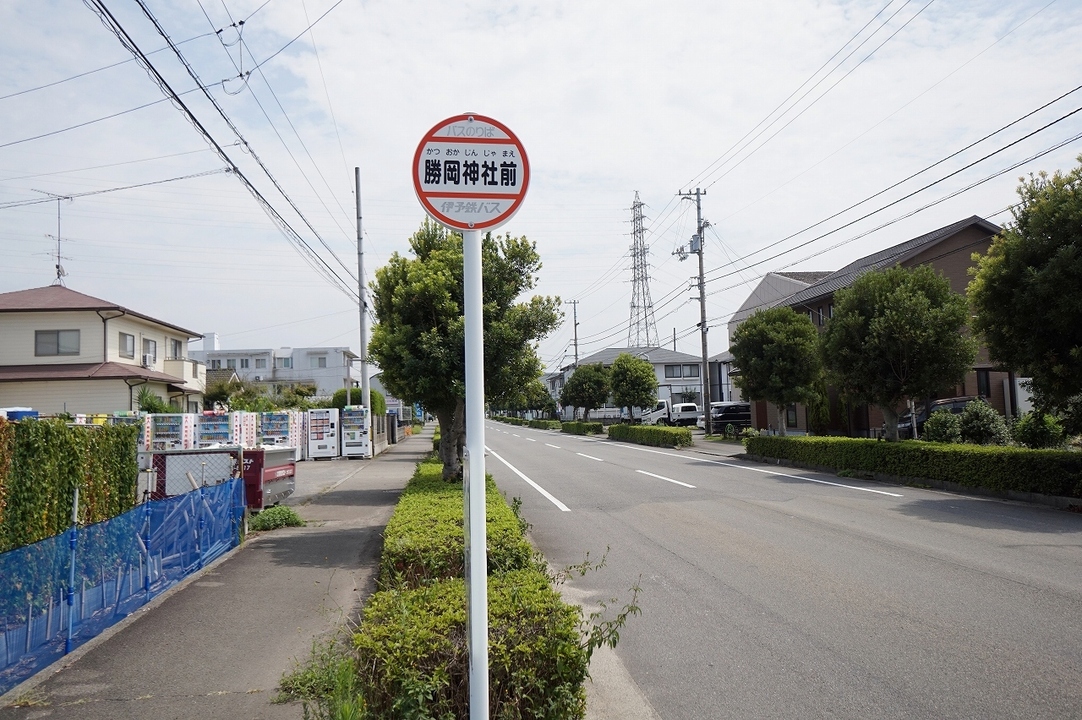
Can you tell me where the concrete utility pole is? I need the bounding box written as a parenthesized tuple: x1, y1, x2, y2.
(356, 168, 371, 417)
(678, 188, 712, 435)
(565, 300, 579, 368)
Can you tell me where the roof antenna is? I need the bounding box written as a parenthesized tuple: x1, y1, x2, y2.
(32, 190, 73, 286)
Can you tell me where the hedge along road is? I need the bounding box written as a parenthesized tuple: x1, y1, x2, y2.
(483, 422, 1082, 720)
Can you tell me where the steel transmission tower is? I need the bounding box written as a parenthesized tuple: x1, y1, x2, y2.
(627, 192, 658, 347)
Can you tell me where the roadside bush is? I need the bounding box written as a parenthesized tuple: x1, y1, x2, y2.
(528, 419, 562, 430)
(354, 569, 587, 720)
(379, 461, 533, 589)
(1013, 411, 1067, 449)
(248, 505, 305, 531)
(744, 435, 1082, 498)
(959, 399, 1010, 446)
(921, 409, 962, 443)
(561, 421, 604, 436)
(608, 424, 692, 448)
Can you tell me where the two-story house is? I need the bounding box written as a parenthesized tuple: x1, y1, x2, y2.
(191, 346, 360, 399)
(0, 285, 205, 414)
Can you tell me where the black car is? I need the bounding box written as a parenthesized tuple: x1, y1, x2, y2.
(897, 396, 978, 438)
(707, 402, 751, 431)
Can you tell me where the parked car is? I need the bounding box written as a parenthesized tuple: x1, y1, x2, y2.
(699, 401, 752, 431)
(642, 400, 701, 426)
(897, 396, 978, 438)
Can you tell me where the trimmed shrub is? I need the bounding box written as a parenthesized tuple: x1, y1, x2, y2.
(1013, 411, 1067, 449)
(528, 419, 562, 430)
(379, 461, 534, 589)
(921, 409, 961, 444)
(249, 504, 305, 531)
(608, 424, 692, 448)
(561, 421, 604, 436)
(744, 435, 1082, 498)
(354, 569, 587, 720)
(959, 399, 1010, 446)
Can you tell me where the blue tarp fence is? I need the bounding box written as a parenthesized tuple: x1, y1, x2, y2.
(0, 478, 244, 695)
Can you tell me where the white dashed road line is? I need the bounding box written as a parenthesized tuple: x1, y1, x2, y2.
(486, 447, 571, 512)
(636, 469, 696, 489)
(577, 453, 604, 462)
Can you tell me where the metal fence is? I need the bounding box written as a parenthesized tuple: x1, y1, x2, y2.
(0, 478, 244, 695)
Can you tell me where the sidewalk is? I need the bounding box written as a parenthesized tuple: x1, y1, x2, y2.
(0, 428, 433, 719)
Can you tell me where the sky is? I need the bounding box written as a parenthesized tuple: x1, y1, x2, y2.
(2, 0, 1081, 376)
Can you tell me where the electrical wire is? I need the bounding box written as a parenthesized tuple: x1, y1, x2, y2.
(0, 147, 224, 182)
(0, 169, 229, 209)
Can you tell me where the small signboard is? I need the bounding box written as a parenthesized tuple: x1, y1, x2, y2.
(412, 114, 530, 230)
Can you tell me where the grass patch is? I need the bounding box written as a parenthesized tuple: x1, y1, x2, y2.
(249, 505, 305, 531)
(278, 635, 366, 719)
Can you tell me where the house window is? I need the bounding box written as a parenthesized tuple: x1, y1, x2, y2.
(310, 356, 327, 369)
(817, 306, 824, 326)
(276, 357, 292, 369)
(664, 364, 680, 378)
(682, 364, 699, 378)
(35, 329, 80, 356)
(119, 332, 135, 359)
(142, 338, 157, 362)
(170, 338, 183, 359)
(226, 359, 236, 369)
(210, 359, 221, 369)
(808, 311, 814, 324)
(786, 404, 798, 428)
(240, 358, 249, 369)
(828, 303, 834, 319)
(255, 358, 267, 369)
(976, 369, 991, 398)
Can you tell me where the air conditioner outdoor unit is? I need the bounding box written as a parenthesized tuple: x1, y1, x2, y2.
(253, 375, 263, 381)
(142, 354, 154, 367)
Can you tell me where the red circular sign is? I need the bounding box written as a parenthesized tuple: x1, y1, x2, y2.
(412, 114, 530, 231)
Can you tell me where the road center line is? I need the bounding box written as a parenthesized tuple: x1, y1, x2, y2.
(525, 437, 536, 442)
(545, 443, 561, 449)
(606, 443, 903, 497)
(576, 452, 604, 462)
(485, 447, 571, 512)
(636, 469, 695, 488)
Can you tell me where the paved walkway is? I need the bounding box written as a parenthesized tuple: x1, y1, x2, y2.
(0, 428, 432, 719)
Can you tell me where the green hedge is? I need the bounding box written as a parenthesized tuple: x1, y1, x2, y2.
(608, 424, 693, 448)
(493, 415, 527, 426)
(528, 419, 562, 430)
(561, 421, 604, 436)
(744, 435, 1082, 498)
(353, 569, 586, 719)
(0, 418, 139, 552)
(379, 460, 534, 590)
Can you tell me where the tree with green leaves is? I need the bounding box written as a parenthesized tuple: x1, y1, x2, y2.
(331, 387, 386, 415)
(968, 157, 1082, 433)
(730, 306, 821, 436)
(610, 353, 658, 422)
(559, 363, 611, 421)
(822, 264, 976, 441)
(368, 219, 561, 480)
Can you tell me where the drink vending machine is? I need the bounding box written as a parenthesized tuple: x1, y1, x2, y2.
(143, 413, 196, 450)
(341, 405, 371, 458)
(306, 408, 340, 459)
(260, 410, 304, 461)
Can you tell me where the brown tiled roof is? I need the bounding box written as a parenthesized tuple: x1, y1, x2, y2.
(0, 285, 202, 337)
(776, 271, 832, 284)
(0, 362, 182, 384)
(205, 369, 239, 386)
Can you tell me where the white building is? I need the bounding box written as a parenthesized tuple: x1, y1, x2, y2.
(191, 346, 360, 399)
(0, 285, 205, 414)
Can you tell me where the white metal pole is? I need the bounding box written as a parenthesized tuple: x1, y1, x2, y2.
(463, 228, 489, 719)
(356, 168, 372, 449)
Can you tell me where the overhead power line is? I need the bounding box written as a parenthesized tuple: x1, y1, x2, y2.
(0, 169, 229, 209)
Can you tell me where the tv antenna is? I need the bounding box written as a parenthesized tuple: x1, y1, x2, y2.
(31, 190, 73, 285)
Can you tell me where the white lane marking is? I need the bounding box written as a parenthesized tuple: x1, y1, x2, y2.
(606, 443, 903, 497)
(577, 452, 604, 462)
(637, 469, 695, 489)
(526, 437, 536, 442)
(486, 447, 571, 512)
(545, 443, 561, 449)
(512, 433, 520, 437)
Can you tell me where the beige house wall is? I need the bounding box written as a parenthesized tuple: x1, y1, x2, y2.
(0, 379, 135, 415)
(0, 311, 105, 365)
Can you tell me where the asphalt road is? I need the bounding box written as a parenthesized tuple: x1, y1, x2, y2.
(483, 423, 1082, 720)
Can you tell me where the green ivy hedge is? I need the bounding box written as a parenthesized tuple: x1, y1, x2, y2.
(378, 460, 534, 590)
(353, 569, 586, 719)
(561, 421, 604, 436)
(744, 435, 1082, 498)
(608, 424, 693, 448)
(0, 418, 139, 552)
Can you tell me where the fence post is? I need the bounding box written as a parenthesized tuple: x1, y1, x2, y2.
(197, 485, 206, 570)
(143, 498, 152, 600)
(65, 486, 79, 654)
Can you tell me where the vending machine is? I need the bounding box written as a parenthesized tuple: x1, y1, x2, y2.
(341, 405, 371, 458)
(260, 410, 303, 461)
(197, 411, 234, 447)
(145, 413, 196, 451)
(306, 408, 340, 459)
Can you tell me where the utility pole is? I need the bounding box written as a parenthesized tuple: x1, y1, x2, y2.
(676, 188, 712, 435)
(565, 300, 579, 368)
(355, 168, 371, 426)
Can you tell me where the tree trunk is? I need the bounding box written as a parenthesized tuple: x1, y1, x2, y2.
(881, 404, 900, 441)
(582, 407, 590, 422)
(435, 398, 467, 482)
(776, 404, 787, 436)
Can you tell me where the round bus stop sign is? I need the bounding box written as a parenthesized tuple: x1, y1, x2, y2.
(412, 114, 530, 231)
